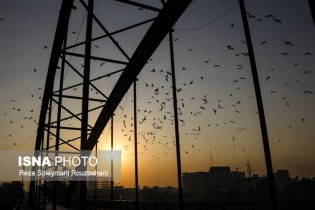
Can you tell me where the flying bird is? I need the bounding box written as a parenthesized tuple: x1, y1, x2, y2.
(304, 90, 313, 94)
(273, 18, 282, 24)
(260, 41, 266, 46)
(283, 41, 294, 46)
(265, 14, 274, 18)
(225, 45, 234, 50)
(280, 52, 290, 56)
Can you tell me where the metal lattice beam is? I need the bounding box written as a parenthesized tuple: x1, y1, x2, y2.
(29, 0, 192, 208)
(86, 0, 192, 151)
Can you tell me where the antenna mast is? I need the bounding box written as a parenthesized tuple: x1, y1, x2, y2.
(246, 157, 252, 178)
(210, 147, 213, 167)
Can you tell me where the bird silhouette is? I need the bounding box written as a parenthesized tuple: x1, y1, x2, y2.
(260, 41, 267, 46)
(283, 41, 294, 46)
(304, 90, 313, 94)
(265, 14, 274, 18)
(280, 52, 290, 56)
(273, 18, 282, 24)
(225, 45, 234, 50)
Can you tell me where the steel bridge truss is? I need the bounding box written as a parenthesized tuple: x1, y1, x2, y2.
(28, 0, 192, 209)
(27, 0, 287, 210)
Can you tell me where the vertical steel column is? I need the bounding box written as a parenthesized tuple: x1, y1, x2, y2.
(37, 141, 44, 207)
(94, 141, 98, 210)
(43, 99, 52, 210)
(28, 0, 74, 206)
(111, 116, 114, 210)
(53, 13, 68, 210)
(169, 30, 184, 210)
(239, 0, 278, 209)
(309, 0, 315, 26)
(34, 183, 38, 205)
(81, 0, 94, 209)
(133, 79, 139, 210)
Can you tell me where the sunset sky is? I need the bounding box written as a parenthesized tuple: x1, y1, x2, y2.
(0, 0, 314, 189)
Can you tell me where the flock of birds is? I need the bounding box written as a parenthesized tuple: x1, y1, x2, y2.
(1, 4, 314, 176)
(105, 10, 313, 164)
(107, 10, 314, 161)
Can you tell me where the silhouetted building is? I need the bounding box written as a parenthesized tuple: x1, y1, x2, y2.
(183, 166, 246, 201)
(87, 177, 111, 190)
(182, 166, 314, 202)
(274, 170, 291, 193)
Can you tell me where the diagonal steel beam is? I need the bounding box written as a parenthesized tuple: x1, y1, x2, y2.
(63, 51, 128, 65)
(63, 1, 192, 205)
(65, 18, 155, 50)
(309, 0, 315, 26)
(86, 0, 192, 150)
(79, 0, 131, 60)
